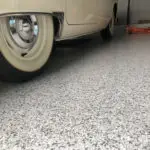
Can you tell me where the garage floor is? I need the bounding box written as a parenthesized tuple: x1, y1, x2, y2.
(0, 28, 150, 150)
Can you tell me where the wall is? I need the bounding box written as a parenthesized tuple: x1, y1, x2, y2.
(118, 0, 150, 25)
(130, 0, 150, 24)
(118, 0, 128, 25)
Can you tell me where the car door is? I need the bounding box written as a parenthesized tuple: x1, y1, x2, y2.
(66, 0, 98, 24)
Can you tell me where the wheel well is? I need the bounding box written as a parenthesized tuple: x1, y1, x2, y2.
(52, 13, 64, 39)
(53, 16, 60, 37)
(113, 3, 118, 19)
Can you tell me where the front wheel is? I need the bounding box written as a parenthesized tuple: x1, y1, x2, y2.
(101, 12, 115, 41)
(0, 14, 54, 82)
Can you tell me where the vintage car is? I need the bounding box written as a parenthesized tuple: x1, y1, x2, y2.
(0, 0, 118, 81)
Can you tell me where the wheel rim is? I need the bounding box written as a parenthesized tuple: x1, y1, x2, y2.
(8, 15, 39, 56)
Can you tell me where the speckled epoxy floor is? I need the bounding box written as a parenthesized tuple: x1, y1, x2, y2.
(0, 28, 150, 150)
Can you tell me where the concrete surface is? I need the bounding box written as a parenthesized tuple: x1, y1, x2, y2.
(0, 28, 150, 150)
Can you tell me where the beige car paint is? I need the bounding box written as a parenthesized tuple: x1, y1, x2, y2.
(0, 0, 65, 14)
(59, 17, 109, 41)
(66, 0, 99, 24)
(66, 0, 113, 25)
(0, 0, 118, 40)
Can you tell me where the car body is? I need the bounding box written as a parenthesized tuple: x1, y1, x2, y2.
(0, 0, 118, 81)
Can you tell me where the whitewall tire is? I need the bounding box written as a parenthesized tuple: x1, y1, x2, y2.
(0, 14, 54, 82)
(101, 12, 115, 41)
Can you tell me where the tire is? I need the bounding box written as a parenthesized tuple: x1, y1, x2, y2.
(0, 14, 54, 82)
(101, 12, 115, 41)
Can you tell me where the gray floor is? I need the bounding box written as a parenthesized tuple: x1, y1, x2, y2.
(0, 28, 150, 150)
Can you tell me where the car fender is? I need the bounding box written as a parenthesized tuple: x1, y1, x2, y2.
(0, 0, 65, 16)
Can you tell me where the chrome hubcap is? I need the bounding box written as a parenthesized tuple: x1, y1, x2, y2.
(8, 15, 39, 55)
